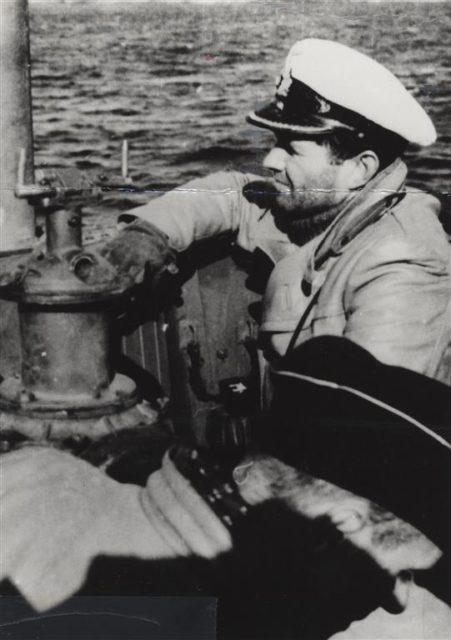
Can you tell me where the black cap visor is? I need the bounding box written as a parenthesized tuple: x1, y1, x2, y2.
(247, 76, 366, 136)
(247, 100, 351, 135)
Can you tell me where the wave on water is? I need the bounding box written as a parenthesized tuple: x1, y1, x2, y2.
(29, 1, 451, 224)
(172, 144, 257, 165)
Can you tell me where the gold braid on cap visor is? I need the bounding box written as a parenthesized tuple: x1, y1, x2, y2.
(247, 107, 356, 135)
(247, 76, 368, 136)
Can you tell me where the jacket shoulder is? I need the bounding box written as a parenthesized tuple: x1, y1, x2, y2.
(358, 190, 449, 268)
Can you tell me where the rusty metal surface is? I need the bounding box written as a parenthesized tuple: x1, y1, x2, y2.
(19, 307, 112, 397)
(2, 248, 133, 304)
(0, 397, 157, 442)
(0, 204, 261, 448)
(0, 373, 138, 416)
(0, 188, 138, 437)
(0, 299, 22, 378)
(46, 207, 82, 253)
(0, 6, 152, 442)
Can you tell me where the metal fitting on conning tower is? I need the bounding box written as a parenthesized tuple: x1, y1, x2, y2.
(0, 155, 140, 441)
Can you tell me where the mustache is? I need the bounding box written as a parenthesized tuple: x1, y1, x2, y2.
(242, 179, 280, 206)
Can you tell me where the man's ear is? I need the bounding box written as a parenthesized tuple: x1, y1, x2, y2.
(346, 150, 380, 189)
(328, 499, 369, 534)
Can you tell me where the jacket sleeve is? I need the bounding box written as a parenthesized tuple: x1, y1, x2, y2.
(343, 236, 451, 381)
(1, 447, 231, 612)
(126, 171, 256, 252)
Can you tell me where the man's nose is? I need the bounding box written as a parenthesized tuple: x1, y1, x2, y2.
(262, 146, 288, 172)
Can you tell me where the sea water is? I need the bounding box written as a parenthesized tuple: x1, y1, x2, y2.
(29, 1, 451, 225)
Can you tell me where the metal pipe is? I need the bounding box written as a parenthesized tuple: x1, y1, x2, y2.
(19, 305, 113, 400)
(0, 3, 142, 441)
(0, 0, 35, 252)
(46, 208, 82, 254)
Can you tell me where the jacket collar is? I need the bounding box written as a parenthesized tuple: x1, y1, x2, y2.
(312, 159, 408, 272)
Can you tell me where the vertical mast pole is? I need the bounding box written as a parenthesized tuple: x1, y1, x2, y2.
(0, 0, 35, 252)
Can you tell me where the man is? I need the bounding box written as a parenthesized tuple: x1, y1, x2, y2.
(2, 338, 450, 638)
(102, 38, 451, 384)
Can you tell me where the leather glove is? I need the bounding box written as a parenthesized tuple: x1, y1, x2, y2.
(99, 218, 178, 286)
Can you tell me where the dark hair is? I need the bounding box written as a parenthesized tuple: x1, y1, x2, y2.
(321, 125, 408, 171)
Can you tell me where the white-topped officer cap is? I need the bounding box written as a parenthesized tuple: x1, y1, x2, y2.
(248, 38, 436, 147)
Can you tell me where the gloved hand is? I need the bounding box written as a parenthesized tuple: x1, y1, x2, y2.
(99, 218, 178, 286)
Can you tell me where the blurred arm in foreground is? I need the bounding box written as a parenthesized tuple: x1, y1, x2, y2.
(1, 337, 450, 638)
(0, 445, 231, 612)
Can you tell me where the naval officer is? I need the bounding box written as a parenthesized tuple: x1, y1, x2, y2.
(101, 38, 451, 385)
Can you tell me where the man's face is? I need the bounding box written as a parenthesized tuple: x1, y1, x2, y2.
(262, 135, 352, 241)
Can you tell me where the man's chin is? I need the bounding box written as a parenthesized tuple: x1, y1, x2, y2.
(272, 217, 311, 246)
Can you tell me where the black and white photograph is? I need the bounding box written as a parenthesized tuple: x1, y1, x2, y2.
(0, 0, 450, 638)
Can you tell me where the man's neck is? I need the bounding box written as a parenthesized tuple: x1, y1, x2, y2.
(287, 193, 356, 246)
